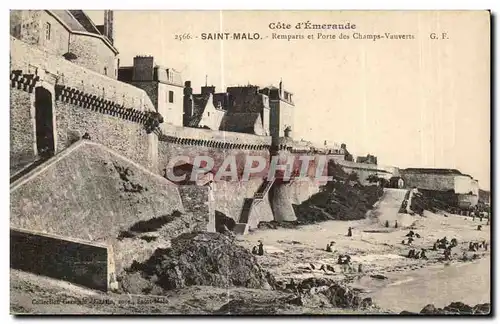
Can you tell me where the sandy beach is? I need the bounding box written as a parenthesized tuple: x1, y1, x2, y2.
(237, 189, 491, 312)
(10, 188, 490, 314)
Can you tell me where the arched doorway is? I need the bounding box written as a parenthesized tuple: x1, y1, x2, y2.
(34, 87, 55, 159)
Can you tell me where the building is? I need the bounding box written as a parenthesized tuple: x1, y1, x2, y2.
(356, 154, 377, 165)
(260, 81, 294, 142)
(400, 168, 479, 209)
(183, 83, 228, 130)
(182, 82, 296, 138)
(118, 56, 184, 127)
(10, 10, 119, 78)
(224, 85, 271, 136)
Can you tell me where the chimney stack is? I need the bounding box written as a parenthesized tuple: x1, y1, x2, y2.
(201, 86, 216, 95)
(104, 10, 114, 45)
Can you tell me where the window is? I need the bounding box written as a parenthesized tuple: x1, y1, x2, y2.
(45, 22, 51, 40)
(168, 91, 174, 103)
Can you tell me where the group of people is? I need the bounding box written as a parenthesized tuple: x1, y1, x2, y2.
(469, 241, 488, 252)
(385, 220, 398, 228)
(407, 248, 427, 259)
(431, 236, 457, 260)
(337, 254, 351, 265)
(432, 236, 457, 250)
(251, 241, 264, 256)
(402, 230, 421, 245)
(326, 241, 336, 252)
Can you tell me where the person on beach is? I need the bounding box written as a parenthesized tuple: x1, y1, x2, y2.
(473, 214, 476, 221)
(432, 242, 438, 250)
(258, 241, 264, 256)
(347, 227, 352, 237)
(485, 242, 489, 251)
(358, 264, 363, 273)
(444, 248, 451, 261)
(450, 238, 457, 247)
(385, 220, 389, 228)
(420, 249, 427, 260)
(395, 220, 398, 228)
(469, 242, 475, 251)
(286, 278, 297, 292)
(326, 243, 332, 252)
(408, 237, 414, 245)
(252, 246, 258, 255)
(477, 225, 482, 231)
(479, 214, 483, 222)
(407, 249, 415, 258)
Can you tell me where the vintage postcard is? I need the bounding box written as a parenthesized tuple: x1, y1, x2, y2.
(9, 10, 490, 315)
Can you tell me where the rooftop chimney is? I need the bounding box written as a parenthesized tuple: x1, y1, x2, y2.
(201, 86, 216, 95)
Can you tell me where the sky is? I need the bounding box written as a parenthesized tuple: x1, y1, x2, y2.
(86, 10, 490, 190)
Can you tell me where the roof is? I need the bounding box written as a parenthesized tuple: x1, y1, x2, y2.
(212, 93, 229, 109)
(219, 112, 264, 135)
(68, 10, 101, 34)
(50, 10, 88, 33)
(186, 94, 210, 127)
(402, 168, 463, 175)
(46, 10, 118, 54)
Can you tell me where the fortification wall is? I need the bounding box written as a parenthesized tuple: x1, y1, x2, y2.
(54, 100, 156, 170)
(335, 159, 394, 184)
(401, 173, 455, 191)
(10, 229, 112, 291)
(162, 124, 272, 145)
(212, 179, 274, 227)
(11, 37, 154, 111)
(10, 141, 184, 246)
(68, 33, 117, 78)
(10, 37, 159, 172)
(455, 176, 479, 195)
(10, 89, 35, 174)
(457, 194, 479, 209)
(178, 185, 215, 232)
(269, 183, 297, 222)
(158, 125, 271, 176)
(285, 178, 322, 205)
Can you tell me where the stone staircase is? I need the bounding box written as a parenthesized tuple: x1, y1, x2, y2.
(253, 179, 274, 203)
(234, 179, 275, 235)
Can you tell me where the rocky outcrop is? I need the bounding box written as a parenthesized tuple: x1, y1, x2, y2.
(292, 180, 383, 224)
(401, 302, 491, 315)
(120, 232, 275, 293)
(277, 277, 373, 310)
